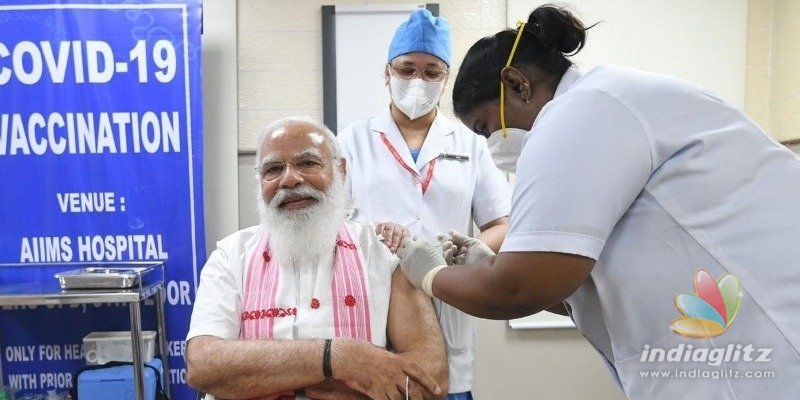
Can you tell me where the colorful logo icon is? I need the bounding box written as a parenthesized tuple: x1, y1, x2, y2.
(671, 269, 742, 338)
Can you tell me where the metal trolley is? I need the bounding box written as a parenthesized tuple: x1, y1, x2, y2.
(0, 262, 171, 400)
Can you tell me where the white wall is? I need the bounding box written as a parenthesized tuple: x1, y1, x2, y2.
(745, 0, 800, 143)
(507, 0, 748, 108)
(201, 0, 239, 263)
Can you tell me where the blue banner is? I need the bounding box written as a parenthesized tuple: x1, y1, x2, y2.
(0, 1, 204, 399)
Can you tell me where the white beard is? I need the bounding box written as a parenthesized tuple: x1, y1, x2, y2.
(257, 168, 349, 267)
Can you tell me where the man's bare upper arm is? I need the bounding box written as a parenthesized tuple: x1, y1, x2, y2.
(385, 267, 448, 398)
(386, 268, 442, 351)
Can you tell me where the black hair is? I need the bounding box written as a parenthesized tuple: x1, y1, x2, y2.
(453, 4, 591, 118)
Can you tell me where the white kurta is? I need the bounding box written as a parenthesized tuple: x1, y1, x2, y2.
(187, 220, 397, 400)
(502, 65, 800, 398)
(338, 108, 512, 393)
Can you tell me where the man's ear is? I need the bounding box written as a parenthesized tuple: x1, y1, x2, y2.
(499, 66, 530, 95)
(338, 157, 347, 176)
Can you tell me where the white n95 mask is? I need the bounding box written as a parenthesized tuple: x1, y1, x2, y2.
(486, 128, 527, 173)
(390, 76, 444, 120)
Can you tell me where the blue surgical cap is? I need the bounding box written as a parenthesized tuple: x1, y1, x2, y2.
(388, 9, 452, 66)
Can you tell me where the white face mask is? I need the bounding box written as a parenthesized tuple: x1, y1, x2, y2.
(486, 128, 527, 173)
(390, 76, 444, 120)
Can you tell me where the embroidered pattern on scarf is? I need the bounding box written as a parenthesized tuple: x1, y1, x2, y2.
(239, 223, 372, 341)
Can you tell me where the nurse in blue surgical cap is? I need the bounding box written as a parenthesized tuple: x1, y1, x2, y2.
(337, 8, 512, 400)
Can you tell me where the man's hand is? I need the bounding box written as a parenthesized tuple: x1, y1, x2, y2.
(376, 222, 410, 253)
(331, 338, 441, 400)
(305, 379, 370, 400)
(396, 236, 447, 289)
(215, 392, 294, 400)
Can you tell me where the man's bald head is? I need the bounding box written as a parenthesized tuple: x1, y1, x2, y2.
(254, 116, 342, 170)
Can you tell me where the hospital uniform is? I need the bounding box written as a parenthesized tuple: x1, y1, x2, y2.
(502, 65, 800, 398)
(338, 108, 512, 395)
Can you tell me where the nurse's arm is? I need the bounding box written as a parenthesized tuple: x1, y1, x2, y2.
(432, 251, 594, 320)
(476, 216, 508, 252)
(546, 301, 570, 316)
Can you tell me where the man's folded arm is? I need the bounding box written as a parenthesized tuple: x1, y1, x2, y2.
(186, 335, 328, 399)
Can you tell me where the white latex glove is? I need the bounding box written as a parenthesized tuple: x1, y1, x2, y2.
(397, 236, 448, 295)
(437, 234, 459, 266)
(447, 230, 495, 265)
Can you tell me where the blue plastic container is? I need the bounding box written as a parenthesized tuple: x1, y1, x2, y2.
(77, 358, 162, 400)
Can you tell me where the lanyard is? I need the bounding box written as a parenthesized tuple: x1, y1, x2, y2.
(379, 132, 436, 193)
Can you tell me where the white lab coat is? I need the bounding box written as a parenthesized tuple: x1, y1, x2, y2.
(338, 107, 512, 393)
(502, 65, 800, 399)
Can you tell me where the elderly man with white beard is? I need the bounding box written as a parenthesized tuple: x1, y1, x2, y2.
(185, 116, 448, 400)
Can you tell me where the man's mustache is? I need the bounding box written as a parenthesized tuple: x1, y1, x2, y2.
(269, 185, 326, 208)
